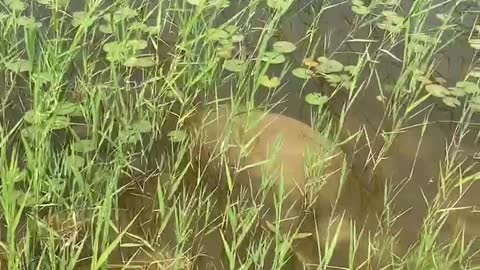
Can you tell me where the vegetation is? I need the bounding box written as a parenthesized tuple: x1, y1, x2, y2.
(0, 0, 479, 269)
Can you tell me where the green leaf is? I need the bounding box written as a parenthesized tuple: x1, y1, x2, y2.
(126, 39, 148, 51)
(456, 81, 479, 94)
(129, 21, 147, 31)
(231, 34, 245, 43)
(425, 84, 448, 97)
(442, 97, 460, 108)
(352, 5, 370, 15)
(55, 102, 81, 116)
(23, 110, 37, 124)
(344, 65, 357, 75)
(223, 59, 245, 73)
(187, 0, 202, 5)
(49, 115, 70, 130)
(266, 0, 289, 10)
(6, 59, 31, 72)
(292, 68, 314, 79)
(259, 75, 281, 88)
(448, 87, 466, 97)
(168, 130, 187, 142)
(132, 120, 152, 133)
(67, 155, 85, 168)
(99, 24, 113, 34)
(207, 28, 229, 41)
(113, 7, 138, 22)
(123, 56, 156, 68)
(144, 26, 160, 35)
(17, 16, 41, 29)
(305, 93, 328, 106)
(9, 0, 26, 11)
(225, 24, 238, 34)
(71, 11, 94, 28)
(272, 41, 297, 54)
(261, 51, 286, 64)
(72, 139, 96, 153)
(469, 39, 480, 50)
(469, 67, 480, 78)
(315, 59, 344, 73)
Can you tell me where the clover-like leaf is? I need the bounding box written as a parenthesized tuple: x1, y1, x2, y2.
(305, 93, 328, 106)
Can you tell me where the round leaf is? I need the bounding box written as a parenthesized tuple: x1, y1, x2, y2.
(207, 28, 229, 41)
(132, 120, 152, 133)
(272, 41, 297, 54)
(303, 58, 318, 68)
(123, 56, 156, 68)
(316, 59, 344, 73)
(168, 130, 187, 142)
(99, 24, 114, 34)
(223, 59, 245, 73)
(259, 75, 281, 88)
(442, 97, 460, 108)
(456, 81, 479, 94)
(292, 68, 314, 79)
(261, 51, 286, 64)
(469, 67, 480, 78)
(425, 84, 448, 97)
(126, 39, 148, 51)
(50, 116, 70, 130)
(67, 155, 85, 168)
(6, 59, 31, 73)
(73, 139, 96, 153)
(305, 93, 328, 106)
(231, 34, 245, 43)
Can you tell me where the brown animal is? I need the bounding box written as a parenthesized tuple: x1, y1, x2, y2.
(183, 104, 385, 269)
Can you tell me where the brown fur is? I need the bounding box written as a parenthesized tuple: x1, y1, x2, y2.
(183, 104, 385, 269)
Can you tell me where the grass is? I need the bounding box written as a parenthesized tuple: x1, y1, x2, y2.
(0, 0, 480, 269)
